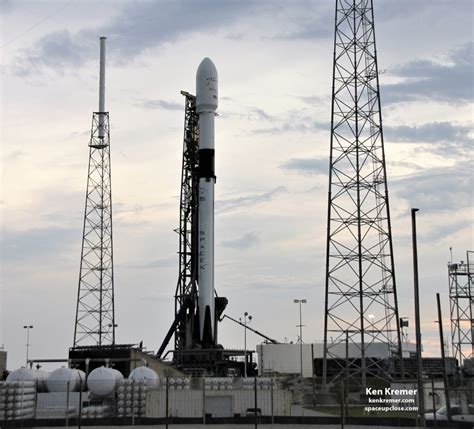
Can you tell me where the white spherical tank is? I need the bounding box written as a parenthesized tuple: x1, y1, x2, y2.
(47, 367, 85, 392)
(6, 368, 49, 392)
(87, 367, 123, 397)
(128, 367, 159, 388)
(35, 369, 49, 392)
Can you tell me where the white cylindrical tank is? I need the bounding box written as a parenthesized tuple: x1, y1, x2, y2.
(87, 367, 123, 397)
(128, 367, 159, 388)
(6, 368, 49, 392)
(47, 367, 86, 392)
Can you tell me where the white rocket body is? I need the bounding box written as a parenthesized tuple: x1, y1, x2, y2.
(196, 58, 218, 343)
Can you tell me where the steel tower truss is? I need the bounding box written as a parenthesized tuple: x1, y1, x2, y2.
(322, 0, 402, 387)
(174, 92, 200, 351)
(74, 112, 115, 346)
(449, 251, 473, 366)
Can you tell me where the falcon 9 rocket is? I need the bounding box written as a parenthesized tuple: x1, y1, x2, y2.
(196, 58, 218, 345)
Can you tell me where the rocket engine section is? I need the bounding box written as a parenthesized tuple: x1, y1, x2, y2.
(196, 58, 218, 346)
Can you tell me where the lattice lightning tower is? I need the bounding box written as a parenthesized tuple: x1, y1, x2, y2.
(322, 0, 402, 388)
(73, 37, 116, 347)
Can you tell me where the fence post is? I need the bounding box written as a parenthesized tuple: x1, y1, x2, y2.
(131, 379, 135, 426)
(202, 377, 206, 424)
(271, 378, 274, 426)
(431, 378, 437, 429)
(254, 377, 258, 428)
(66, 380, 70, 427)
(78, 377, 82, 429)
(165, 377, 169, 429)
(340, 381, 345, 429)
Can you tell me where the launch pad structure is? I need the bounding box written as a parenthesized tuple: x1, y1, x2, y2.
(449, 251, 474, 370)
(68, 3, 408, 383)
(7, 8, 471, 425)
(67, 41, 264, 377)
(156, 77, 257, 376)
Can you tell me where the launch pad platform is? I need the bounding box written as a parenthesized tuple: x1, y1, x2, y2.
(170, 348, 256, 377)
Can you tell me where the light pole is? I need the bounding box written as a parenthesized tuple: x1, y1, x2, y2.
(240, 312, 252, 377)
(436, 293, 451, 423)
(107, 323, 117, 346)
(23, 325, 33, 367)
(294, 299, 307, 377)
(411, 208, 425, 427)
(400, 317, 409, 342)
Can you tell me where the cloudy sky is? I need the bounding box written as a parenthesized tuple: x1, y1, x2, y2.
(1, 0, 472, 371)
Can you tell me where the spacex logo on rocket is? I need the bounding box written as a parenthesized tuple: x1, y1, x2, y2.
(196, 58, 218, 344)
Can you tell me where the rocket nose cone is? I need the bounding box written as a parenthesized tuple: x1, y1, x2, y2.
(197, 57, 217, 77)
(196, 57, 218, 112)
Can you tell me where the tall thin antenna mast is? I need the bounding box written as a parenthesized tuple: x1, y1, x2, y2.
(73, 37, 116, 347)
(98, 36, 106, 138)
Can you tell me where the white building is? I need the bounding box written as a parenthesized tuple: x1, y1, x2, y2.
(257, 342, 416, 378)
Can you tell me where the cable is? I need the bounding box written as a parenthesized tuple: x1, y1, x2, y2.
(1, 0, 72, 49)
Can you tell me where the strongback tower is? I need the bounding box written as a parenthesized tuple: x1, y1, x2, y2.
(73, 37, 116, 347)
(174, 92, 199, 352)
(322, 0, 402, 388)
(449, 251, 473, 368)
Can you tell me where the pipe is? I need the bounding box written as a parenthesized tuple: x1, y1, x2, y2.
(98, 37, 106, 138)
